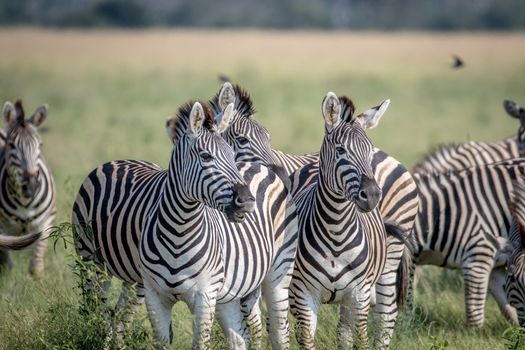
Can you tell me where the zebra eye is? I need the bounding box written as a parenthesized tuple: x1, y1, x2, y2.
(237, 136, 249, 144)
(200, 152, 213, 162)
(336, 146, 346, 155)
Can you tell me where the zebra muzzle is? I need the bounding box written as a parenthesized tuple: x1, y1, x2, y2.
(225, 184, 255, 222)
(354, 175, 381, 213)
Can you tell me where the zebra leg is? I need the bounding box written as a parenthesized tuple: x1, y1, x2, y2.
(29, 228, 49, 277)
(0, 249, 12, 271)
(372, 238, 405, 349)
(488, 267, 519, 325)
(262, 273, 292, 350)
(216, 300, 249, 350)
(290, 286, 320, 350)
(144, 282, 174, 348)
(462, 264, 491, 327)
(338, 288, 372, 349)
(240, 288, 263, 349)
(113, 283, 145, 337)
(188, 291, 218, 350)
(373, 273, 398, 349)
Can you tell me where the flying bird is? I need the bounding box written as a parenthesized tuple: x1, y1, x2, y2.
(451, 55, 464, 69)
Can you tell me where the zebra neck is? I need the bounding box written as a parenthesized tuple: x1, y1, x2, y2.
(157, 151, 207, 234)
(311, 178, 360, 236)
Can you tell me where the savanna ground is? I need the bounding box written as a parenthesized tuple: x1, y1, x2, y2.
(0, 28, 524, 349)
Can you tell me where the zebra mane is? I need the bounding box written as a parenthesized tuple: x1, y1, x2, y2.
(169, 101, 217, 138)
(210, 84, 256, 119)
(338, 96, 356, 123)
(510, 180, 525, 249)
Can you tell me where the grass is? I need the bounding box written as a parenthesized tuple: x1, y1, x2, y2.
(0, 28, 525, 349)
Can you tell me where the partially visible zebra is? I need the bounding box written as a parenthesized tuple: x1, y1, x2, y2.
(288, 92, 389, 349)
(0, 100, 56, 276)
(410, 98, 525, 324)
(211, 83, 418, 347)
(504, 180, 525, 326)
(412, 98, 525, 174)
(410, 159, 525, 327)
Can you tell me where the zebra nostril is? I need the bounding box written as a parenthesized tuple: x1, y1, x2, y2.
(236, 195, 255, 206)
(359, 190, 368, 201)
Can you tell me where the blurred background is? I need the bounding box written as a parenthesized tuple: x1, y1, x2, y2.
(2, 0, 525, 30)
(0, 1, 525, 349)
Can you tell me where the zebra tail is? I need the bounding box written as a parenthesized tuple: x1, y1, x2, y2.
(395, 245, 414, 307)
(0, 231, 42, 250)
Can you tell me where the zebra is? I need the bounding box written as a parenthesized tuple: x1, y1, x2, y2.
(210, 83, 418, 348)
(0, 100, 56, 276)
(409, 99, 525, 324)
(73, 100, 298, 349)
(412, 98, 525, 175)
(503, 180, 525, 326)
(286, 92, 389, 349)
(410, 158, 525, 327)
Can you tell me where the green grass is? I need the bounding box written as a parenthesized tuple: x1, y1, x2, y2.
(1, 29, 525, 349)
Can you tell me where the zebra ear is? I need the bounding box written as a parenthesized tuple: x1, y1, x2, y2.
(504, 99, 525, 121)
(3, 101, 16, 127)
(188, 102, 205, 136)
(165, 116, 177, 144)
(355, 99, 390, 130)
(322, 92, 341, 133)
(29, 104, 48, 127)
(218, 82, 235, 111)
(216, 103, 234, 134)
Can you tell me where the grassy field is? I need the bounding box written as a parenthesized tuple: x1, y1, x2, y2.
(0, 28, 525, 349)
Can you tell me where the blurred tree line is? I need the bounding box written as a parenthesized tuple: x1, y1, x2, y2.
(0, 0, 523, 30)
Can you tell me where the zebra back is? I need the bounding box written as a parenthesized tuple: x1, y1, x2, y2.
(413, 99, 525, 174)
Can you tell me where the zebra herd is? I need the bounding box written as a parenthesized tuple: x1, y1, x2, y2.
(1, 83, 525, 349)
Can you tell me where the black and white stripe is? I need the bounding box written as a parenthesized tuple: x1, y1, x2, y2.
(0, 100, 56, 276)
(504, 180, 525, 326)
(288, 93, 388, 349)
(411, 159, 525, 327)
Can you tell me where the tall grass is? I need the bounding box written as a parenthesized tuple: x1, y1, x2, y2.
(0, 29, 524, 349)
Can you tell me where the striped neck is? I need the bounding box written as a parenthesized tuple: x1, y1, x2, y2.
(312, 174, 360, 236)
(158, 147, 207, 233)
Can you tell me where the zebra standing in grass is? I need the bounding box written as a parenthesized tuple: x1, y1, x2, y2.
(410, 159, 525, 327)
(287, 92, 389, 349)
(138, 101, 298, 349)
(410, 98, 525, 324)
(0, 100, 56, 276)
(210, 83, 418, 348)
(74, 100, 298, 349)
(503, 180, 525, 327)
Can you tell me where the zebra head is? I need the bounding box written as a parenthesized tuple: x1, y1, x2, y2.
(319, 92, 389, 212)
(166, 101, 255, 223)
(211, 82, 281, 167)
(504, 99, 525, 156)
(504, 181, 525, 326)
(2, 100, 47, 199)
